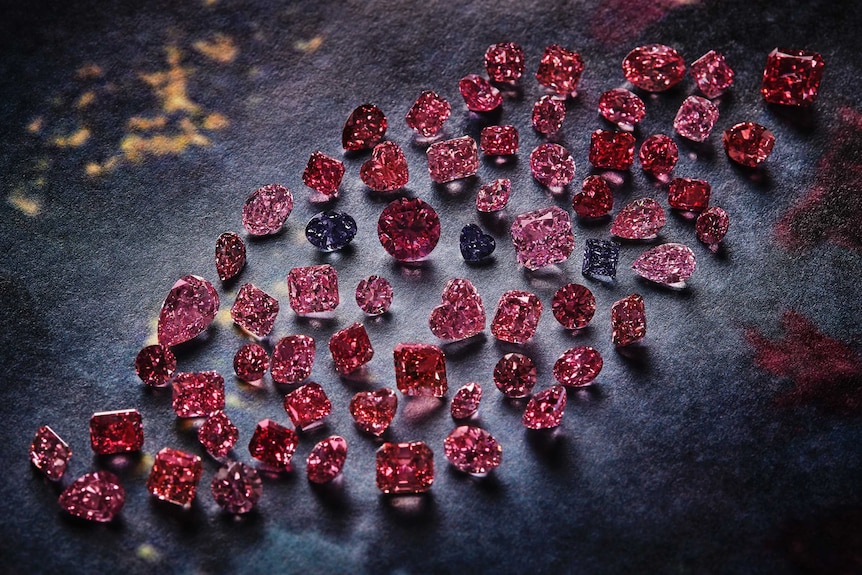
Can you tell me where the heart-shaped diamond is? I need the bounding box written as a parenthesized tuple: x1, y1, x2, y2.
(610, 198, 666, 240)
(428, 278, 486, 341)
(459, 224, 496, 262)
(349, 389, 397, 436)
(360, 141, 409, 192)
(342, 103, 387, 151)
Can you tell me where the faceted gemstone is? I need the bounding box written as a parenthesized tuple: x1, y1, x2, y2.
(233, 343, 269, 383)
(611, 294, 647, 346)
(673, 96, 719, 142)
(242, 184, 293, 236)
(761, 48, 825, 106)
(523, 385, 567, 430)
(89, 409, 144, 455)
(723, 122, 775, 167)
(428, 278, 486, 341)
(146, 448, 202, 507)
(360, 141, 409, 192)
(198, 411, 238, 458)
(485, 42, 526, 83)
(532, 95, 566, 135)
(690, 50, 735, 98)
(460, 224, 496, 262)
(510, 206, 575, 270)
(632, 243, 697, 287)
(480, 125, 519, 156)
(59, 471, 125, 523)
(493, 353, 537, 398)
(622, 44, 686, 92)
(30, 425, 72, 480)
(172, 371, 225, 418)
(377, 197, 441, 261)
(459, 74, 502, 112)
(611, 198, 666, 240)
(283, 382, 332, 430)
(427, 136, 479, 183)
(355, 276, 393, 316)
(551, 283, 596, 329)
(639, 134, 679, 180)
(582, 239, 620, 281)
(572, 176, 613, 218)
(248, 419, 298, 471)
(668, 178, 711, 212)
(157, 275, 220, 347)
(696, 206, 730, 251)
(476, 178, 511, 212)
(302, 151, 345, 197)
(589, 130, 636, 170)
(329, 322, 374, 375)
(491, 290, 543, 344)
(306, 436, 348, 484)
(342, 103, 388, 151)
(215, 232, 246, 281)
(553, 346, 603, 387)
(305, 211, 357, 252)
(375, 442, 435, 494)
(405, 90, 451, 137)
(349, 389, 398, 435)
(443, 426, 502, 475)
(211, 462, 262, 514)
(535, 44, 585, 97)
(271, 334, 316, 384)
(393, 343, 448, 397)
(597, 88, 646, 131)
(135, 344, 176, 387)
(287, 265, 339, 314)
(230, 283, 279, 337)
(450, 383, 482, 419)
(530, 143, 575, 189)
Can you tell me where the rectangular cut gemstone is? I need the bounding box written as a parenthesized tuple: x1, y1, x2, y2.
(146, 448, 203, 507)
(668, 178, 711, 212)
(287, 264, 339, 315)
(393, 343, 447, 397)
(426, 136, 479, 183)
(761, 48, 825, 106)
(89, 409, 144, 455)
(30, 425, 72, 480)
(480, 125, 519, 156)
(375, 442, 435, 494)
(329, 322, 374, 375)
(172, 371, 225, 418)
(611, 294, 647, 346)
(510, 206, 575, 270)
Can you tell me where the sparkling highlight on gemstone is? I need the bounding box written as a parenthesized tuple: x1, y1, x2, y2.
(551, 283, 596, 329)
(690, 50, 735, 99)
(376, 442, 435, 494)
(668, 178, 711, 213)
(476, 178, 511, 212)
(460, 224, 496, 262)
(248, 419, 298, 471)
(355, 276, 393, 315)
(622, 44, 686, 92)
(491, 290, 543, 344)
(632, 243, 697, 287)
(303, 151, 345, 198)
(211, 462, 262, 514)
(427, 136, 479, 184)
(723, 122, 775, 167)
(242, 184, 293, 236)
(393, 343, 448, 397)
(761, 48, 825, 107)
(283, 382, 332, 430)
(233, 343, 269, 383)
(485, 42, 526, 83)
(480, 125, 519, 156)
(135, 344, 176, 387)
(342, 103, 388, 150)
(510, 206, 575, 270)
(673, 96, 719, 142)
(582, 239, 620, 281)
(350, 389, 397, 435)
(611, 294, 647, 346)
(696, 207, 730, 251)
(405, 90, 451, 137)
(611, 198, 666, 240)
(198, 411, 239, 458)
(428, 278, 486, 341)
(523, 386, 567, 430)
(598, 88, 645, 131)
(30, 425, 72, 480)
(305, 210, 357, 251)
(329, 322, 374, 375)
(271, 334, 316, 384)
(572, 176, 613, 218)
(554, 347, 603, 387)
(536, 44, 584, 97)
(287, 265, 339, 315)
(89, 409, 144, 455)
(377, 197, 441, 261)
(443, 426, 502, 475)
(230, 283, 279, 337)
(146, 448, 203, 507)
(493, 353, 537, 398)
(639, 134, 679, 180)
(530, 143, 575, 190)
(172, 371, 225, 418)
(157, 275, 220, 347)
(451, 382, 482, 419)
(215, 232, 246, 281)
(459, 74, 502, 112)
(360, 141, 409, 192)
(306, 436, 348, 484)
(589, 130, 636, 170)
(59, 471, 125, 523)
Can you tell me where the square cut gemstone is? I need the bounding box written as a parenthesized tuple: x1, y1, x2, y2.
(287, 264, 339, 315)
(510, 206, 575, 270)
(89, 409, 144, 455)
(329, 322, 374, 375)
(271, 334, 316, 384)
(283, 382, 332, 430)
(393, 343, 447, 397)
(690, 50, 735, 99)
(426, 136, 479, 183)
(612, 294, 647, 346)
(582, 239, 620, 281)
(589, 130, 636, 170)
(491, 290, 543, 344)
(146, 448, 203, 507)
(673, 96, 719, 142)
(172, 371, 225, 418)
(248, 419, 298, 471)
(480, 125, 519, 156)
(30, 425, 72, 480)
(761, 48, 825, 106)
(535, 44, 584, 96)
(302, 151, 345, 197)
(375, 442, 435, 494)
(230, 283, 279, 337)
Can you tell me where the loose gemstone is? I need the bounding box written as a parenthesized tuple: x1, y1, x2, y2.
(233, 343, 270, 383)
(611, 294, 647, 346)
(157, 275, 220, 347)
(491, 290, 543, 344)
(306, 436, 348, 484)
(531, 95, 566, 134)
(761, 48, 825, 106)
(476, 178, 511, 212)
(622, 44, 686, 92)
(598, 88, 646, 131)
(377, 197, 441, 261)
(146, 448, 203, 507)
(198, 411, 239, 458)
(460, 224, 496, 262)
(530, 143, 575, 189)
(535, 44, 585, 97)
(632, 243, 697, 287)
(230, 283, 279, 337)
(668, 177, 711, 212)
(427, 136, 479, 183)
(172, 371, 225, 418)
(302, 151, 345, 197)
(215, 232, 246, 281)
(696, 206, 730, 251)
(572, 176, 613, 218)
(135, 344, 176, 387)
(443, 426, 502, 475)
(480, 125, 519, 156)
(283, 382, 332, 430)
(342, 103, 388, 150)
(59, 471, 125, 522)
(287, 264, 339, 314)
(305, 210, 357, 251)
(723, 122, 776, 167)
(89, 409, 144, 455)
(485, 42, 526, 83)
(242, 184, 294, 236)
(270, 334, 316, 384)
(211, 462, 262, 514)
(551, 283, 596, 329)
(690, 50, 735, 98)
(248, 419, 298, 471)
(329, 322, 374, 375)
(510, 206, 575, 270)
(428, 278, 486, 341)
(673, 96, 719, 142)
(450, 383, 482, 419)
(393, 343, 448, 397)
(360, 141, 409, 192)
(355, 275, 393, 315)
(375, 442, 435, 494)
(493, 353, 537, 398)
(582, 239, 620, 281)
(611, 198, 666, 240)
(639, 134, 679, 180)
(349, 389, 398, 435)
(589, 130, 636, 170)
(459, 74, 502, 112)
(523, 385, 567, 430)
(553, 346, 603, 386)
(405, 90, 451, 137)
(30, 425, 72, 480)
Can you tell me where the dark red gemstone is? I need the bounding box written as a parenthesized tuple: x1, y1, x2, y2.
(589, 130, 635, 170)
(572, 176, 613, 218)
(342, 104, 388, 151)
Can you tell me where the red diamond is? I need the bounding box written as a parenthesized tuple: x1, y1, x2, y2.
(287, 264, 339, 315)
(491, 290, 543, 344)
(198, 410, 238, 458)
(394, 343, 447, 397)
(283, 382, 331, 430)
(375, 441, 434, 494)
(523, 385, 567, 430)
(428, 278, 486, 341)
(622, 44, 686, 92)
(597, 88, 645, 131)
(553, 346, 603, 387)
(230, 283, 279, 337)
(377, 197, 441, 261)
(761, 48, 825, 106)
(349, 389, 398, 435)
(551, 283, 596, 330)
(242, 183, 293, 236)
(427, 136, 479, 183)
(443, 426, 502, 475)
(589, 130, 635, 170)
(342, 103, 388, 150)
(157, 275, 220, 347)
(690, 50, 735, 99)
(135, 344, 176, 387)
(530, 143, 575, 189)
(459, 74, 502, 112)
(674, 96, 719, 142)
(59, 471, 125, 522)
(271, 334, 315, 384)
(536, 44, 584, 97)
(329, 322, 374, 375)
(306, 436, 348, 484)
(302, 152, 345, 198)
(632, 243, 697, 287)
(89, 409, 143, 454)
(572, 176, 613, 218)
(639, 134, 678, 180)
(476, 178, 510, 212)
(485, 42, 525, 83)
(611, 294, 646, 346)
(215, 232, 246, 281)
(406, 90, 451, 137)
(355, 275, 393, 316)
(233, 343, 269, 383)
(30, 425, 72, 480)
(668, 178, 711, 212)
(172, 371, 225, 418)
(248, 419, 298, 471)
(451, 382, 482, 419)
(480, 125, 519, 156)
(510, 206, 574, 270)
(723, 122, 775, 167)
(532, 95, 566, 134)
(696, 206, 730, 252)
(211, 462, 262, 514)
(611, 198, 666, 240)
(146, 447, 202, 507)
(360, 141, 409, 192)
(493, 353, 537, 398)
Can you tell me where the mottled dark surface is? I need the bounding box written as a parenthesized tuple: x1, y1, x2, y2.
(1, 1, 861, 573)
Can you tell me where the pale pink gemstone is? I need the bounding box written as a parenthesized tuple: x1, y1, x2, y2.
(157, 275, 220, 347)
(30, 425, 72, 480)
(230, 283, 279, 337)
(632, 243, 697, 287)
(530, 143, 575, 189)
(690, 50, 735, 99)
(211, 462, 262, 514)
(306, 436, 348, 484)
(355, 275, 393, 315)
(673, 96, 719, 142)
(443, 426, 502, 475)
(553, 346, 603, 387)
(451, 382, 482, 419)
(427, 136, 479, 183)
(611, 198, 666, 240)
(476, 178, 511, 212)
(428, 278, 486, 341)
(283, 382, 332, 430)
(531, 95, 566, 134)
(287, 264, 339, 315)
(510, 206, 575, 270)
(375, 441, 435, 494)
(493, 352, 537, 398)
(491, 291, 543, 344)
(270, 334, 315, 384)
(242, 184, 293, 236)
(523, 385, 567, 429)
(59, 471, 125, 522)
(597, 88, 645, 131)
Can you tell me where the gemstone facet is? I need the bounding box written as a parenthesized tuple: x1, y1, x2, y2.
(589, 129, 636, 170)
(459, 74, 502, 112)
(146, 448, 203, 507)
(536, 44, 584, 96)
(491, 290, 543, 344)
(530, 143, 575, 189)
(696, 206, 730, 251)
(287, 265, 339, 315)
(329, 322, 374, 375)
(198, 411, 239, 458)
(443, 426, 502, 475)
(598, 88, 646, 131)
(761, 48, 825, 106)
(632, 243, 697, 287)
(510, 206, 574, 270)
(360, 141, 409, 192)
(306, 436, 348, 484)
(405, 90, 451, 137)
(59, 471, 125, 522)
(493, 353, 537, 398)
(248, 419, 298, 471)
(611, 294, 647, 346)
(723, 122, 775, 167)
(302, 151, 345, 198)
(476, 178, 511, 212)
(233, 343, 270, 383)
(377, 197, 441, 261)
(523, 385, 567, 429)
(271, 335, 316, 384)
(554, 347, 603, 386)
(172, 371, 225, 418)
(611, 198, 666, 239)
(428, 278, 486, 341)
(451, 382, 482, 419)
(283, 382, 332, 430)
(690, 50, 735, 98)
(135, 344, 177, 387)
(349, 389, 398, 435)
(215, 232, 246, 281)
(551, 283, 596, 329)
(342, 103, 388, 150)
(242, 184, 293, 236)
(582, 239, 620, 281)
(668, 178, 711, 213)
(376, 442, 434, 494)
(480, 125, 519, 156)
(211, 462, 262, 514)
(230, 283, 279, 337)
(572, 176, 613, 218)
(532, 95, 566, 134)
(622, 44, 686, 92)
(30, 425, 72, 480)
(355, 276, 393, 315)
(157, 275, 220, 347)
(305, 210, 358, 251)
(459, 224, 496, 262)
(673, 96, 719, 142)
(393, 343, 448, 397)
(485, 42, 526, 83)
(427, 136, 479, 183)
(639, 134, 679, 180)
(89, 409, 144, 454)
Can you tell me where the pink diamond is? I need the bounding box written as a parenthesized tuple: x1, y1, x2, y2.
(480, 125, 519, 156)
(375, 441, 434, 494)
(611, 294, 646, 346)
(329, 322, 374, 375)
(406, 90, 451, 137)
(532, 95, 566, 134)
(572, 176, 613, 218)
(233, 343, 269, 383)
(523, 385, 567, 430)
(146, 447, 202, 507)
(287, 264, 339, 314)
(428, 278, 486, 341)
(459, 74, 502, 112)
(198, 410, 238, 458)
(427, 136, 479, 183)
(211, 462, 262, 514)
(551, 283, 596, 329)
(271, 334, 315, 384)
(303, 151, 345, 198)
(215, 232, 246, 281)
(230, 283, 279, 337)
(360, 141, 409, 192)
(493, 353, 537, 398)
(283, 382, 331, 430)
(491, 290, 543, 344)
(611, 198, 666, 240)
(172, 371, 225, 418)
(510, 206, 574, 270)
(696, 206, 730, 252)
(89, 409, 144, 454)
(451, 383, 482, 419)
(377, 197, 441, 261)
(622, 44, 686, 92)
(589, 129, 636, 170)
(59, 471, 125, 522)
(157, 275, 220, 347)
(306, 436, 348, 484)
(30, 425, 72, 480)
(691, 50, 735, 98)
(553, 346, 603, 387)
(350, 389, 398, 435)
(536, 44, 584, 97)
(248, 419, 298, 471)
(443, 426, 502, 475)
(476, 178, 510, 212)
(135, 344, 176, 387)
(761, 48, 825, 106)
(485, 42, 525, 83)
(674, 96, 719, 142)
(355, 275, 393, 315)
(639, 134, 679, 180)
(597, 88, 645, 131)
(393, 343, 447, 397)
(342, 103, 388, 151)
(242, 183, 293, 236)
(723, 122, 775, 167)
(530, 143, 575, 189)
(632, 243, 697, 287)
(668, 178, 711, 213)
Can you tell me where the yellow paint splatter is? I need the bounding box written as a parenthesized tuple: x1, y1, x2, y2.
(193, 34, 238, 64)
(75, 91, 96, 108)
(76, 63, 103, 79)
(214, 307, 233, 328)
(202, 112, 229, 130)
(52, 127, 91, 148)
(294, 36, 324, 54)
(7, 191, 42, 216)
(225, 393, 246, 410)
(27, 117, 44, 133)
(85, 156, 120, 177)
(136, 544, 162, 563)
(128, 115, 168, 131)
(140, 46, 200, 114)
(119, 119, 209, 163)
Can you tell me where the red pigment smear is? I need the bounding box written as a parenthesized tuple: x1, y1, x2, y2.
(590, 0, 690, 46)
